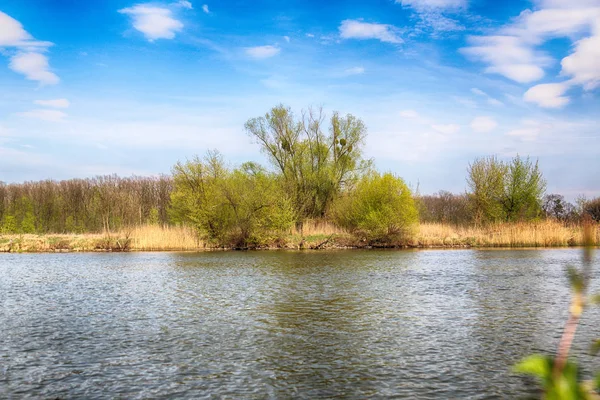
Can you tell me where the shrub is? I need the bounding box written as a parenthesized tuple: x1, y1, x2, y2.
(332, 172, 418, 242)
(584, 197, 600, 222)
(170, 153, 294, 247)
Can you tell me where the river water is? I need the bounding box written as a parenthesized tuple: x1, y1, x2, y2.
(1, 249, 598, 399)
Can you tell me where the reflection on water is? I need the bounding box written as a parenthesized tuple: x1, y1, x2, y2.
(0, 249, 598, 399)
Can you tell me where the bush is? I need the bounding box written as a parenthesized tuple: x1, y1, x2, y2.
(1, 214, 17, 234)
(170, 153, 294, 247)
(332, 172, 418, 242)
(584, 197, 600, 222)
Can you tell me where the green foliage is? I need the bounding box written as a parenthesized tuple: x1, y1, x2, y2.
(1, 214, 17, 234)
(514, 355, 588, 400)
(467, 156, 506, 223)
(64, 215, 84, 233)
(0, 176, 172, 233)
(502, 155, 546, 221)
(170, 152, 294, 247)
(515, 242, 597, 400)
(147, 208, 160, 225)
(245, 105, 371, 227)
(169, 151, 232, 242)
(332, 172, 418, 242)
(21, 211, 36, 234)
(222, 163, 295, 246)
(467, 155, 546, 223)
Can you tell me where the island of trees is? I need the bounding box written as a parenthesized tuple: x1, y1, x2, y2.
(1, 105, 599, 251)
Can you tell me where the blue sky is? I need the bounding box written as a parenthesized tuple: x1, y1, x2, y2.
(1, 0, 599, 198)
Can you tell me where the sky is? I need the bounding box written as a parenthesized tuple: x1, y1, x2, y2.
(0, 0, 599, 199)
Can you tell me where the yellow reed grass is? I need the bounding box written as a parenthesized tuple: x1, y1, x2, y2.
(291, 219, 347, 236)
(0, 225, 203, 252)
(0, 232, 105, 252)
(1, 221, 598, 252)
(416, 221, 600, 247)
(125, 224, 202, 251)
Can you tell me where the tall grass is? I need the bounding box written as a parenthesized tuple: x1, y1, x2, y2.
(417, 221, 600, 247)
(125, 224, 202, 251)
(1, 220, 598, 252)
(291, 219, 347, 236)
(0, 225, 203, 252)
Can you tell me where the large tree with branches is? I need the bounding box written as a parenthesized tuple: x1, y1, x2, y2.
(245, 104, 371, 229)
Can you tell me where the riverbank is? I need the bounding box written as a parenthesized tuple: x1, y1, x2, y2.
(1, 220, 598, 253)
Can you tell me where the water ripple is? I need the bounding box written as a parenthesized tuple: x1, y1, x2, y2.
(1, 249, 598, 399)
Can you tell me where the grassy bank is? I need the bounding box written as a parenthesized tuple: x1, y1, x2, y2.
(1, 220, 599, 253)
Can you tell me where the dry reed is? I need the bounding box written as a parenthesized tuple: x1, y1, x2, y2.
(1, 220, 598, 252)
(416, 221, 600, 247)
(291, 219, 347, 236)
(126, 224, 202, 251)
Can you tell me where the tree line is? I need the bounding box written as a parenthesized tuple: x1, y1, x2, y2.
(0, 175, 172, 234)
(1, 105, 599, 246)
(419, 189, 598, 226)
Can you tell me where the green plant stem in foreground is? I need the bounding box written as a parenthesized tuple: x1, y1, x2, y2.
(514, 220, 599, 399)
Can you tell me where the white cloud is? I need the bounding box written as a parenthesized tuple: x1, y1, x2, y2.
(422, 14, 464, 32)
(0, 11, 31, 46)
(306, 33, 315, 38)
(470, 87, 504, 106)
(561, 31, 600, 90)
(506, 119, 549, 141)
(283, 35, 290, 43)
(245, 45, 280, 59)
(9, 52, 59, 85)
(17, 109, 67, 122)
(343, 66, 365, 76)
(431, 123, 460, 134)
(396, 0, 466, 9)
(203, 4, 210, 13)
(506, 127, 539, 141)
(400, 109, 420, 118)
(460, 1, 600, 91)
(259, 75, 293, 89)
(487, 98, 504, 106)
(395, 0, 466, 32)
(34, 98, 70, 108)
(453, 96, 477, 108)
(119, 5, 183, 41)
(503, 8, 599, 41)
(0, 12, 58, 85)
(514, 4, 600, 107)
(0, 11, 52, 48)
(460, 35, 549, 83)
(470, 116, 497, 133)
(490, 63, 546, 83)
(178, 1, 193, 9)
(523, 82, 571, 108)
(538, 0, 600, 7)
(339, 20, 403, 44)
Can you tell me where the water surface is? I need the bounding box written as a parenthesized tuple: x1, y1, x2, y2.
(1, 249, 599, 399)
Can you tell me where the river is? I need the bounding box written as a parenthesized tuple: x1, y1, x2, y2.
(1, 249, 598, 399)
